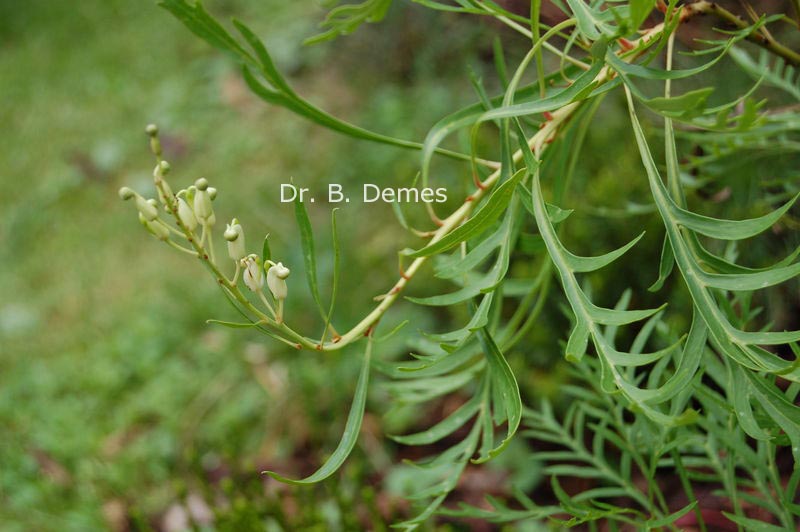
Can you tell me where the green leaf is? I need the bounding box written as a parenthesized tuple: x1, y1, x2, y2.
(645, 501, 697, 528)
(697, 261, 800, 291)
(391, 392, 482, 445)
(434, 215, 510, 279)
(420, 59, 604, 187)
(261, 234, 271, 264)
(404, 169, 525, 258)
(304, 0, 393, 45)
(744, 370, 800, 463)
(545, 465, 606, 478)
(481, 59, 604, 122)
(581, 294, 664, 326)
(411, 0, 483, 12)
(492, 35, 509, 89)
(473, 328, 521, 462)
(645, 87, 715, 119)
(731, 365, 773, 441)
(565, 0, 602, 39)
(635, 311, 707, 405)
(525, 148, 691, 424)
(626, 86, 800, 379)
(546, 203, 573, 224)
(163, 1, 472, 161)
(323, 209, 341, 340)
(423, 293, 494, 350)
(722, 513, 790, 532)
(206, 319, 260, 329)
(159, 0, 254, 61)
(668, 193, 799, 240)
(374, 320, 409, 343)
(566, 319, 590, 362)
(648, 236, 674, 291)
(563, 232, 645, 273)
(628, 0, 656, 31)
(294, 197, 325, 319)
(232, 19, 292, 94)
(729, 47, 800, 101)
(606, 46, 730, 82)
(266, 339, 372, 484)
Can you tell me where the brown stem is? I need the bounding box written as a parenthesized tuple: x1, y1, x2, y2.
(686, 0, 800, 66)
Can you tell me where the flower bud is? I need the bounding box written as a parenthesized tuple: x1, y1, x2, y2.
(267, 262, 290, 300)
(136, 195, 159, 221)
(177, 197, 198, 231)
(146, 125, 162, 157)
(225, 219, 246, 261)
(193, 182, 213, 222)
(208, 187, 217, 200)
(242, 254, 264, 292)
(118, 187, 135, 200)
(152, 161, 173, 205)
(139, 212, 169, 241)
(157, 181, 174, 207)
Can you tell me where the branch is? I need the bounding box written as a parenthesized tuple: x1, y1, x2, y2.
(686, 0, 800, 66)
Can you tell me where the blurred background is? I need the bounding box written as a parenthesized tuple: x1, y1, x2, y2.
(1, 0, 798, 530)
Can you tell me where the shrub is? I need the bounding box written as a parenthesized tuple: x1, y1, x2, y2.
(120, 0, 800, 528)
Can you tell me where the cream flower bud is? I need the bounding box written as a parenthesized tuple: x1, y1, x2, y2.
(153, 162, 173, 204)
(139, 212, 169, 241)
(157, 181, 174, 207)
(118, 187, 135, 200)
(242, 255, 264, 292)
(177, 197, 198, 231)
(146, 124, 161, 157)
(267, 262, 290, 300)
(193, 179, 213, 221)
(136, 195, 159, 221)
(208, 187, 217, 200)
(224, 219, 246, 261)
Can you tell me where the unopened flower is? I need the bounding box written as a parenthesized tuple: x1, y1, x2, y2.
(184, 186, 196, 204)
(267, 262, 290, 300)
(154, 161, 173, 205)
(224, 219, 246, 261)
(175, 197, 197, 231)
(119, 186, 160, 221)
(145, 124, 161, 157)
(242, 254, 264, 292)
(118, 187, 135, 200)
(193, 178, 213, 221)
(139, 212, 169, 241)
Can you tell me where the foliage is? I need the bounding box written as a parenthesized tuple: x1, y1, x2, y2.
(29, 0, 800, 528)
